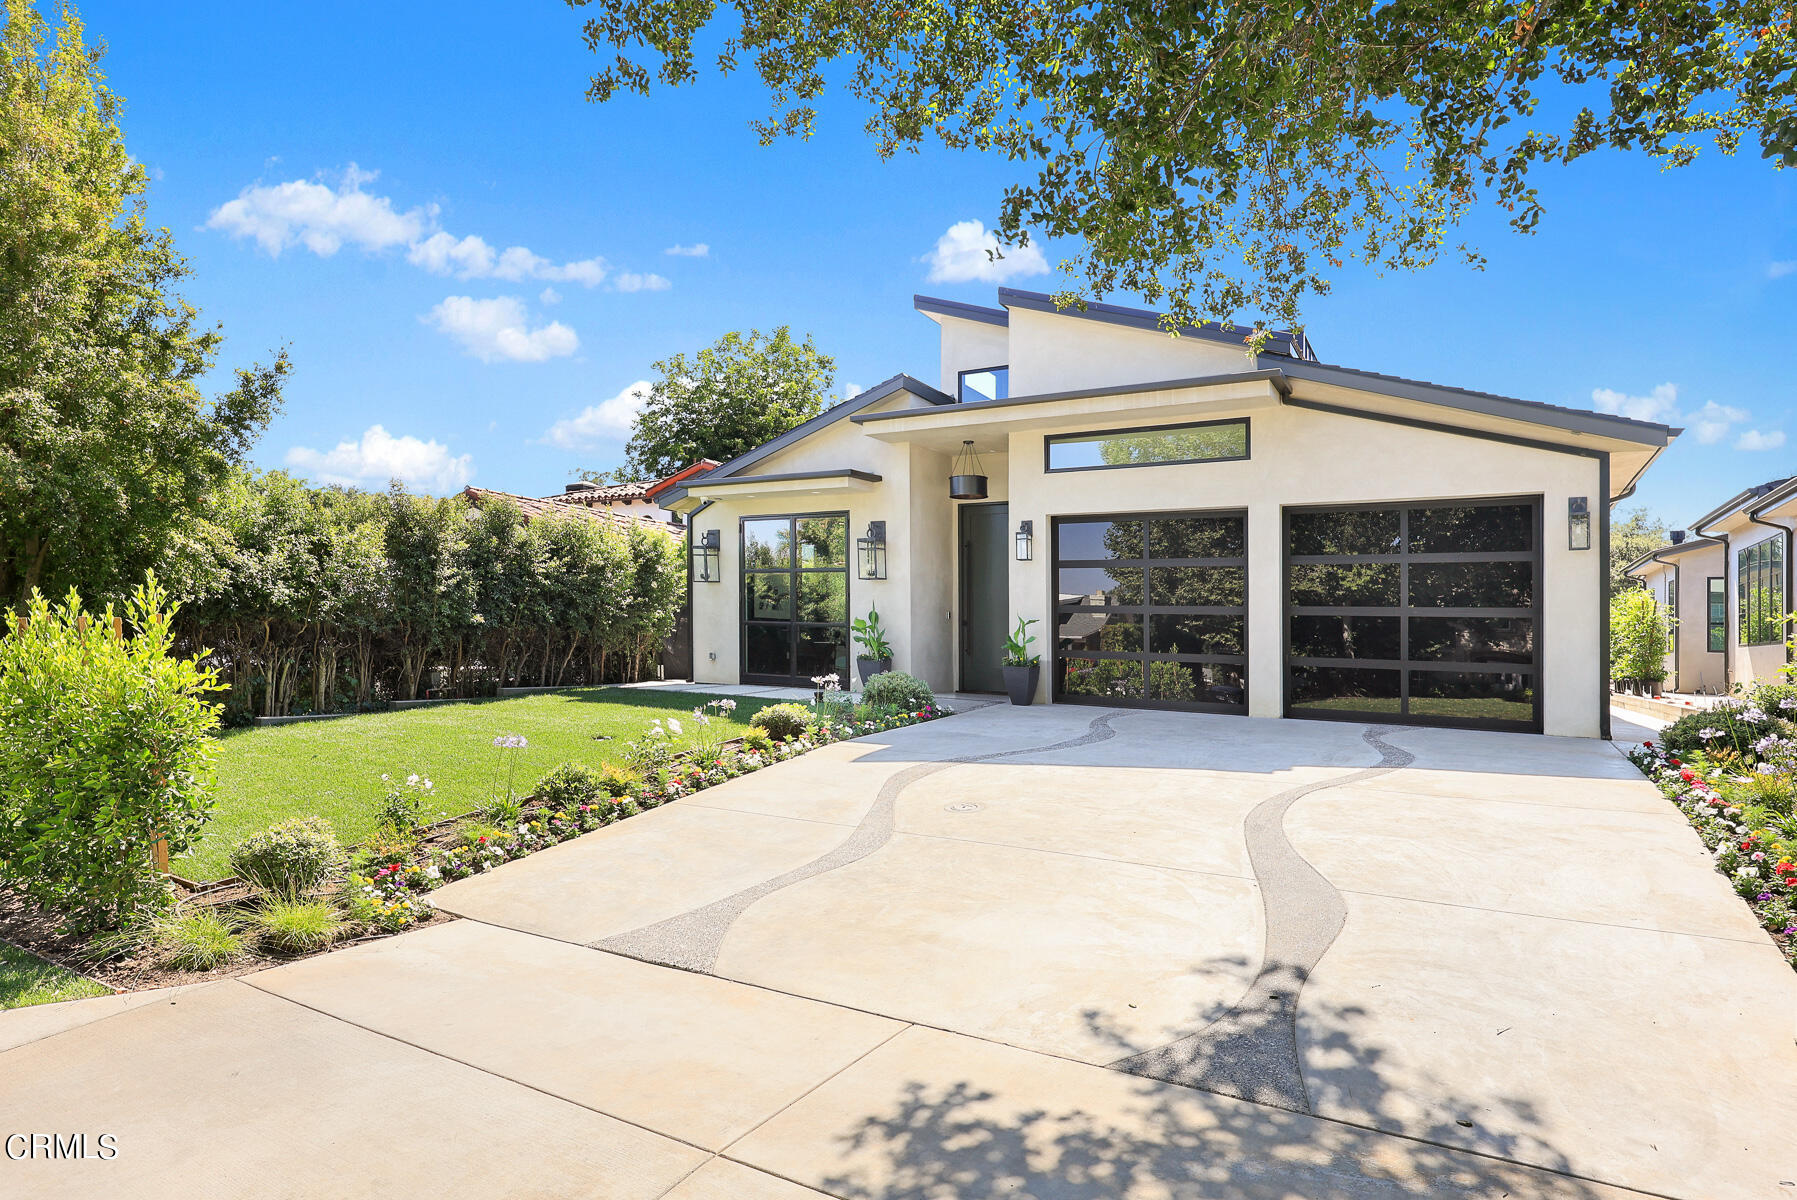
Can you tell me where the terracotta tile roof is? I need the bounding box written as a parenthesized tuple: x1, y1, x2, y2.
(646, 459, 721, 501)
(460, 487, 675, 534)
(549, 480, 652, 504)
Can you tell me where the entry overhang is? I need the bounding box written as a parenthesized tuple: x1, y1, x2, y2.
(678, 468, 883, 504)
(851, 373, 1288, 453)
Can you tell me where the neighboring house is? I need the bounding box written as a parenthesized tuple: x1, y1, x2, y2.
(1621, 533, 1727, 694)
(460, 486, 673, 533)
(657, 288, 1679, 738)
(545, 461, 722, 525)
(1625, 478, 1795, 694)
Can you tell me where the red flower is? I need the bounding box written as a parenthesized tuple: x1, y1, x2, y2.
(1669, 758, 1682, 767)
(1741, 840, 1755, 851)
(1679, 770, 1695, 783)
(1643, 740, 1655, 748)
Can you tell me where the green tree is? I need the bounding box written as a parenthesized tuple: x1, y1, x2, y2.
(0, 3, 286, 608)
(1610, 507, 1668, 596)
(1610, 588, 1671, 690)
(572, 0, 1795, 333)
(621, 327, 834, 478)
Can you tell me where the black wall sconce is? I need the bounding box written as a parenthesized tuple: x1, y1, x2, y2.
(692, 529, 721, 581)
(857, 520, 887, 579)
(1566, 495, 1595, 553)
(1015, 519, 1033, 561)
(1568, 497, 1591, 551)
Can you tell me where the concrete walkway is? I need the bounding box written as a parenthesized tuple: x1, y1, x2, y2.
(4, 705, 1795, 1198)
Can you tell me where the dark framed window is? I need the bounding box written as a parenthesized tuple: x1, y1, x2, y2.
(1053, 510, 1247, 713)
(1664, 574, 1677, 654)
(1737, 538, 1785, 646)
(1284, 498, 1541, 732)
(1708, 576, 1727, 652)
(957, 366, 1008, 403)
(1045, 419, 1250, 473)
(741, 513, 850, 685)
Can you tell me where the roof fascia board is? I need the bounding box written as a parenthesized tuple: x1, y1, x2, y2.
(685, 468, 882, 489)
(1278, 360, 1676, 446)
(852, 369, 1291, 425)
(1622, 538, 1721, 575)
(913, 295, 1009, 327)
(1691, 479, 1795, 530)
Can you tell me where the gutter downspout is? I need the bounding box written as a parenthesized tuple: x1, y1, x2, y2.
(1693, 515, 1734, 693)
(1746, 492, 1795, 673)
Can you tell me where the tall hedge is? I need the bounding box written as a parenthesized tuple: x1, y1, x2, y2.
(166, 471, 686, 719)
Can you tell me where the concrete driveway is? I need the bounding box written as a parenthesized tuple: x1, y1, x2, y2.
(4, 704, 1795, 1198)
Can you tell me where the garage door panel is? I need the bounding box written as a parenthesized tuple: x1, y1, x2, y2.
(1285, 498, 1542, 732)
(1054, 509, 1248, 714)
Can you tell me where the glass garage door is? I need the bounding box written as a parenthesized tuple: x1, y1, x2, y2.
(1053, 511, 1247, 712)
(1284, 499, 1541, 731)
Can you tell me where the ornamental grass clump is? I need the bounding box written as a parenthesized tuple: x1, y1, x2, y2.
(0, 576, 222, 930)
(147, 909, 246, 972)
(252, 898, 345, 955)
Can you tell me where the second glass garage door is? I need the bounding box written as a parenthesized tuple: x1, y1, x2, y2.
(1284, 498, 1541, 731)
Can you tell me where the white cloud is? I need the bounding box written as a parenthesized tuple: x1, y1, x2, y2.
(665, 242, 710, 257)
(538, 287, 562, 305)
(423, 296, 579, 363)
(1591, 382, 1681, 424)
(207, 164, 431, 256)
(842, 381, 865, 401)
(1736, 429, 1787, 451)
(1691, 400, 1749, 444)
(613, 271, 671, 293)
(1769, 260, 1797, 279)
(285, 425, 473, 493)
(211, 166, 662, 293)
(923, 219, 1049, 284)
(543, 380, 653, 449)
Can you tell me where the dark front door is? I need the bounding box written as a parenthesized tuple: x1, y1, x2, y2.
(960, 502, 1008, 693)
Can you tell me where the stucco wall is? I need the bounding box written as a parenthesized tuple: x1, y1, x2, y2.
(1666, 547, 1727, 693)
(1005, 307, 1255, 397)
(937, 316, 1010, 399)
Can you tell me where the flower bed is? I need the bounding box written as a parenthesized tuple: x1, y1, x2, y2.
(1626, 696, 1797, 971)
(340, 702, 955, 930)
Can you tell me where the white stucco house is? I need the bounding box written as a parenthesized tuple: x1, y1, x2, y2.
(659, 289, 1679, 737)
(1625, 478, 1793, 694)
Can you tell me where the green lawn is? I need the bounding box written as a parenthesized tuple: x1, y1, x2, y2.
(180, 688, 780, 881)
(1, 942, 111, 1011)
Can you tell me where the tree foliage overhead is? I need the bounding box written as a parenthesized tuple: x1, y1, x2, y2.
(1610, 506, 1668, 595)
(619, 326, 835, 479)
(0, 1, 286, 608)
(572, 0, 1795, 333)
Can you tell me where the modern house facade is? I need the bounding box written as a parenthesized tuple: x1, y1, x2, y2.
(1625, 478, 1794, 694)
(660, 290, 1679, 737)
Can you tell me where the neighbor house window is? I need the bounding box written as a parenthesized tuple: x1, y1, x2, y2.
(1664, 576, 1677, 654)
(1046, 419, 1250, 472)
(1707, 576, 1726, 652)
(957, 366, 1008, 403)
(1737, 538, 1785, 646)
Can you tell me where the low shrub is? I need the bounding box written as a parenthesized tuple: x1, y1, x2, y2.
(0, 577, 222, 930)
(230, 817, 348, 898)
(751, 702, 813, 742)
(739, 726, 774, 755)
(861, 671, 934, 713)
(535, 763, 602, 808)
(1656, 702, 1780, 763)
(253, 898, 345, 955)
(597, 762, 641, 797)
(149, 909, 246, 971)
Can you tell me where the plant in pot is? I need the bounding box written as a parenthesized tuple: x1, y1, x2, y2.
(1001, 617, 1040, 705)
(852, 604, 894, 685)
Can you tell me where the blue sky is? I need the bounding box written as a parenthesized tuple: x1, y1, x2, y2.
(76, 0, 1794, 526)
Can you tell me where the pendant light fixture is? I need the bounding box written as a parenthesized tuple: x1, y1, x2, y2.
(949, 440, 989, 500)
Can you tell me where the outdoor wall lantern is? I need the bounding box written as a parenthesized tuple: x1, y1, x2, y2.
(692, 529, 721, 581)
(1015, 519, 1034, 561)
(857, 520, 888, 580)
(1568, 497, 1591, 551)
(949, 440, 989, 500)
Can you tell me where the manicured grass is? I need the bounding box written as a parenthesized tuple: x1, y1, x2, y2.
(179, 688, 779, 881)
(1, 942, 111, 1011)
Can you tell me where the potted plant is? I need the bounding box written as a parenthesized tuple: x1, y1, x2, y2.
(852, 604, 894, 685)
(1001, 616, 1040, 705)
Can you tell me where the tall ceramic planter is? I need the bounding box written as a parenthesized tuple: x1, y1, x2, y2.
(1002, 663, 1040, 706)
(857, 656, 893, 686)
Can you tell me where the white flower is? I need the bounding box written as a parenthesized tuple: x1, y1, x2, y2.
(1743, 709, 1768, 724)
(424, 866, 441, 880)
(407, 773, 420, 785)
(1699, 727, 1723, 740)
(493, 736, 506, 747)
(668, 718, 683, 735)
